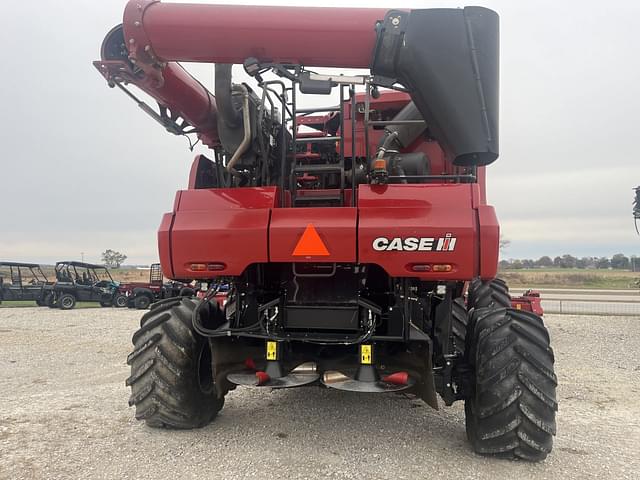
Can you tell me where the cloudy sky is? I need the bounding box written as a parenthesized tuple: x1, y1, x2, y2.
(1, 0, 639, 264)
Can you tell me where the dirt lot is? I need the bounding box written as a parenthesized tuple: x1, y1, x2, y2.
(1, 308, 639, 480)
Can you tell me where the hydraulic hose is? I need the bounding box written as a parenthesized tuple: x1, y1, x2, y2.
(192, 285, 376, 345)
(376, 131, 400, 160)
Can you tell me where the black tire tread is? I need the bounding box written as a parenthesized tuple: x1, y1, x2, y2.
(468, 278, 511, 310)
(451, 297, 468, 355)
(127, 297, 223, 429)
(466, 307, 557, 462)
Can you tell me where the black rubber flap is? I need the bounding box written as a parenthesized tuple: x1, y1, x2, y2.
(374, 7, 499, 166)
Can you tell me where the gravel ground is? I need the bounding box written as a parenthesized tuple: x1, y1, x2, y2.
(1, 307, 639, 479)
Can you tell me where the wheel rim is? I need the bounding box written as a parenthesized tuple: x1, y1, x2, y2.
(197, 342, 214, 394)
(116, 296, 126, 307)
(62, 297, 73, 308)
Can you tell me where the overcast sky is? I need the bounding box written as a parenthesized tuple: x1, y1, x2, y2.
(1, 0, 639, 264)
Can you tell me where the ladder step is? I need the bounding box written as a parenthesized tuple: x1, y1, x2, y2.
(294, 165, 343, 173)
(294, 195, 342, 204)
(294, 136, 341, 144)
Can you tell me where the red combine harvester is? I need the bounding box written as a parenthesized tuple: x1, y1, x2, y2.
(96, 1, 556, 461)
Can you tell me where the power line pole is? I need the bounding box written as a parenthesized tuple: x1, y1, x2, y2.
(81, 252, 85, 262)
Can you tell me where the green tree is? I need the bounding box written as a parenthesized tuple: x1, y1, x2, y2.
(560, 254, 578, 268)
(101, 249, 127, 269)
(536, 256, 553, 268)
(498, 259, 511, 270)
(511, 259, 524, 269)
(611, 253, 630, 270)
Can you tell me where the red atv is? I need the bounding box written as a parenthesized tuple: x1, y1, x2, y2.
(117, 263, 193, 309)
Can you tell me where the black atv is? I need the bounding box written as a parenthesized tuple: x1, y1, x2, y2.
(45, 261, 124, 310)
(0, 262, 50, 305)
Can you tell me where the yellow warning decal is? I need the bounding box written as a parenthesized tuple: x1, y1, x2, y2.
(360, 344, 372, 365)
(266, 341, 278, 361)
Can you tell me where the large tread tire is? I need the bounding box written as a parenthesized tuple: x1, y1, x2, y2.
(126, 297, 224, 429)
(465, 307, 557, 461)
(451, 297, 468, 356)
(468, 278, 511, 310)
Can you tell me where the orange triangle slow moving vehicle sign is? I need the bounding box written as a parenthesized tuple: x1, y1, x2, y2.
(292, 224, 330, 256)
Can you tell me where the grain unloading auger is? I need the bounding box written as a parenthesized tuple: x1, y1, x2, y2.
(96, 1, 557, 461)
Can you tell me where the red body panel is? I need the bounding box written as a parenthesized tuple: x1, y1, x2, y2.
(166, 188, 278, 278)
(118, 282, 163, 295)
(125, 1, 387, 68)
(158, 212, 174, 278)
(159, 185, 500, 281)
(270, 208, 357, 263)
(358, 185, 477, 280)
(477, 205, 500, 279)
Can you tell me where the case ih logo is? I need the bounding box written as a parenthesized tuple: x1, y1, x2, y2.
(372, 234, 457, 252)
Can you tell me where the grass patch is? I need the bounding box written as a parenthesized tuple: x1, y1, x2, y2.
(500, 269, 638, 289)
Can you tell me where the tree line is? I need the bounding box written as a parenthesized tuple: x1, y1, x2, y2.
(500, 254, 638, 270)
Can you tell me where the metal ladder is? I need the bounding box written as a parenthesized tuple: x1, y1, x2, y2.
(289, 84, 357, 208)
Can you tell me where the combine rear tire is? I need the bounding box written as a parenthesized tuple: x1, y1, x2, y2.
(467, 278, 511, 310)
(58, 294, 76, 310)
(464, 308, 557, 461)
(126, 297, 224, 428)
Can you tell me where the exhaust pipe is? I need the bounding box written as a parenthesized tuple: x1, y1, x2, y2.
(226, 84, 251, 177)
